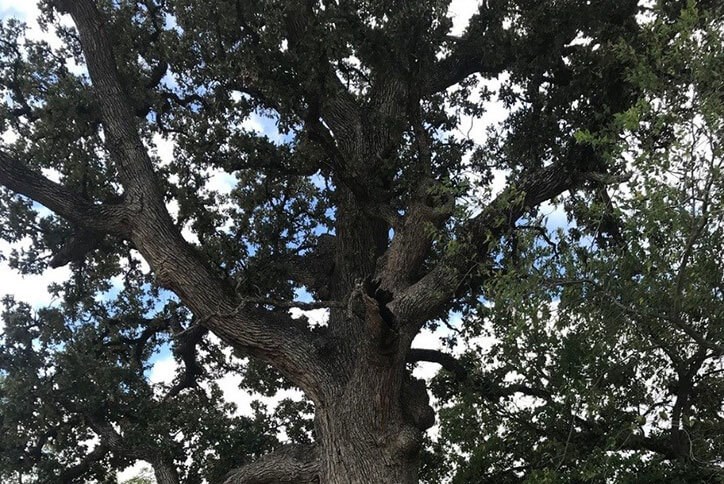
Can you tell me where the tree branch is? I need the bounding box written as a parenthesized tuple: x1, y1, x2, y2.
(57, 443, 109, 484)
(425, 3, 511, 94)
(407, 348, 468, 381)
(407, 348, 551, 401)
(224, 444, 319, 484)
(375, 107, 454, 292)
(84, 417, 181, 484)
(42, 0, 329, 399)
(392, 162, 599, 328)
(150, 456, 181, 484)
(164, 324, 207, 401)
(52, 0, 162, 196)
(283, 2, 361, 146)
(0, 150, 128, 235)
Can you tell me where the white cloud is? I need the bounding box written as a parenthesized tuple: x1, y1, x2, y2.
(151, 133, 176, 166)
(289, 307, 329, 327)
(215, 370, 304, 419)
(180, 224, 200, 245)
(410, 318, 458, 381)
(0, 0, 73, 50)
(41, 167, 62, 183)
(206, 168, 236, 195)
(448, 0, 480, 37)
(149, 355, 178, 385)
(243, 114, 266, 135)
(2, 127, 18, 144)
(0, 1, 39, 24)
(0, 240, 70, 310)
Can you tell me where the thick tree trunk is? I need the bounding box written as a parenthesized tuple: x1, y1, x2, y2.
(315, 407, 421, 484)
(311, 345, 434, 484)
(224, 425, 421, 484)
(226, 342, 434, 484)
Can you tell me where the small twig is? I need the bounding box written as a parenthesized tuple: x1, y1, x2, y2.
(516, 224, 558, 253)
(555, 413, 575, 471)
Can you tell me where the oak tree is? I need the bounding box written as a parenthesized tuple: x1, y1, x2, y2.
(1, 0, 721, 482)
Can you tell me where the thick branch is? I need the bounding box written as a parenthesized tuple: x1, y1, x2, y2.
(53, 0, 162, 195)
(224, 444, 320, 484)
(376, 181, 454, 293)
(374, 93, 452, 292)
(150, 456, 182, 484)
(407, 348, 468, 381)
(45, 0, 328, 398)
(392, 162, 589, 327)
(0, 150, 128, 235)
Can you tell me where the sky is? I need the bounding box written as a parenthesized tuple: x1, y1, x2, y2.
(0, 0, 511, 480)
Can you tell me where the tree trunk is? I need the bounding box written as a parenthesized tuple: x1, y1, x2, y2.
(226, 340, 434, 484)
(151, 458, 181, 484)
(315, 407, 422, 484)
(312, 350, 434, 484)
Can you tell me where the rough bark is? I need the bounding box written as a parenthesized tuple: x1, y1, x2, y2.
(224, 445, 320, 484)
(150, 458, 181, 484)
(312, 368, 434, 484)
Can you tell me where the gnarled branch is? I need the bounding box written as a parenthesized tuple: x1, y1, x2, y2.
(224, 444, 319, 484)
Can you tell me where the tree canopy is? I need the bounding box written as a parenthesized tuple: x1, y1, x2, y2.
(0, 0, 722, 483)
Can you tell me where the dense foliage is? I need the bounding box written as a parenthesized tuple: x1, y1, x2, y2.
(0, 0, 722, 482)
(425, 5, 724, 481)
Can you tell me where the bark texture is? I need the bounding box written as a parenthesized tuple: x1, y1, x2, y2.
(224, 445, 320, 484)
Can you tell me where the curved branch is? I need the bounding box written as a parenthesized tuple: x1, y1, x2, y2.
(224, 444, 319, 484)
(0, 150, 128, 235)
(407, 348, 468, 381)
